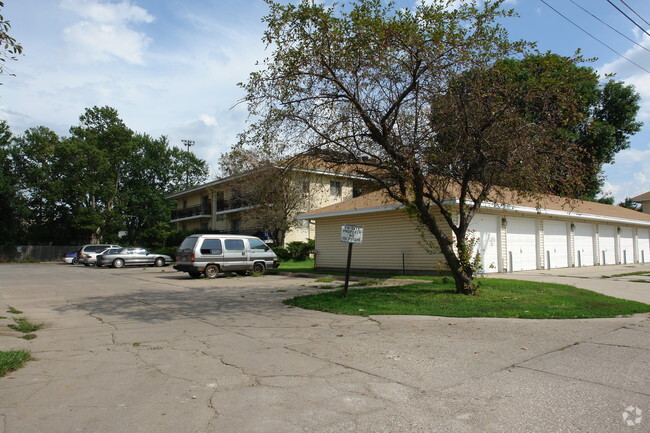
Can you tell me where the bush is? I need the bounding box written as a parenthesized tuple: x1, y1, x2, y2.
(285, 239, 315, 261)
(273, 246, 292, 261)
(152, 246, 177, 261)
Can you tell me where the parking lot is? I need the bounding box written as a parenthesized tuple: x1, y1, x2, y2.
(0, 263, 648, 432)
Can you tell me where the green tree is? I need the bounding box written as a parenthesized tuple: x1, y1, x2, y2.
(238, 0, 597, 294)
(497, 53, 642, 199)
(10, 107, 209, 245)
(0, 1, 22, 80)
(618, 197, 640, 211)
(0, 121, 27, 243)
(119, 133, 209, 246)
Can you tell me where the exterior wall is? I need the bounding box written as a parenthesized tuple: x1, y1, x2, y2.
(314, 209, 449, 272)
(312, 208, 650, 273)
(169, 169, 369, 246)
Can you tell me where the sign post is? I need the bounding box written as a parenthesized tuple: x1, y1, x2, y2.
(341, 224, 363, 297)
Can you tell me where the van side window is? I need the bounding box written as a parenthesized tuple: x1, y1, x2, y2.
(200, 239, 223, 255)
(249, 239, 268, 251)
(224, 239, 245, 251)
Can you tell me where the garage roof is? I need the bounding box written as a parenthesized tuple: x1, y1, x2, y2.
(299, 188, 650, 226)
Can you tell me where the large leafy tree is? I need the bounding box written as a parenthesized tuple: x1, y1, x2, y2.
(119, 133, 209, 247)
(10, 107, 209, 245)
(0, 121, 27, 243)
(239, 0, 597, 294)
(498, 53, 641, 199)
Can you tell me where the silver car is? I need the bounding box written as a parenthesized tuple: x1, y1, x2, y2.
(96, 248, 172, 268)
(78, 244, 121, 266)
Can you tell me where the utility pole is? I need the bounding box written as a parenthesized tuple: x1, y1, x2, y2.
(181, 139, 195, 186)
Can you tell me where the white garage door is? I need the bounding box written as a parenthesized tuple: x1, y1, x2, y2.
(620, 227, 635, 264)
(468, 214, 499, 273)
(506, 217, 538, 271)
(599, 225, 616, 265)
(573, 223, 595, 267)
(638, 229, 650, 264)
(543, 220, 569, 269)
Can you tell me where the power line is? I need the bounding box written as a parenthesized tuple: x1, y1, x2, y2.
(617, 0, 650, 28)
(606, 0, 650, 38)
(539, 0, 650, 74)
(568, 0, 649, 52)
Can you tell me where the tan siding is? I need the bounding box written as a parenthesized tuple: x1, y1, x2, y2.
(314, 210, 450, 272)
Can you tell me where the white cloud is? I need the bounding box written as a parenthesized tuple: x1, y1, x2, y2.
(60, 0, 154, 65)
(613, 148, 650, 165)
(199, 115, 218, 127)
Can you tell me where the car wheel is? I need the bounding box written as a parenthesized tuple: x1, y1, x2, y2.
(71, 258, 79, 265)
(189, 272, 202, 279)
(154, 257, 165, 267)
(113, 258, 125, 269)
(204, 264, 219, 279)
(252, 262, 266, 274)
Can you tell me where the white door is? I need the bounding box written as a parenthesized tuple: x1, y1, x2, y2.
(506, 217, 538, 271)
(638, 229, 650, 264)
(599, 225, 616, 265)
(543, 220, 569, 269)
(620, 227, 634, 264)
(573, 223, 595, 267)
(468, 214, 499, 273)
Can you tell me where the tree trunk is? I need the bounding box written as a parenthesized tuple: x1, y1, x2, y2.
(437, 237, 476, 295)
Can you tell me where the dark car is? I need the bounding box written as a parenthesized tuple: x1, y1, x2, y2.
(96, 248, 172, 268)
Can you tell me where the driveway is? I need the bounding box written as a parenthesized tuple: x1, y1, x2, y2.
(0, 264, 648, 433)
(486, 262, 650, 304)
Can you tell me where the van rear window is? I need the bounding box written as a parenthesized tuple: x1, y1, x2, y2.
(178, 237, 198, 252)
(200, 239, 222, 255)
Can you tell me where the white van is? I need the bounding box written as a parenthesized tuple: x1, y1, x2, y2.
(173, 234, 279, 278)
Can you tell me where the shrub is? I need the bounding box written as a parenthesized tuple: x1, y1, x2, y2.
(273, 246, 292, 261)
(286, 240, 315, 261)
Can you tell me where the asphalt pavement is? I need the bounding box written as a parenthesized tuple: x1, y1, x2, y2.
(0, 263, 648, 432)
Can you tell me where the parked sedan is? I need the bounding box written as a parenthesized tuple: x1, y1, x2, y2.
(96, 248, 172, 268)
(63, 250, 80, 265)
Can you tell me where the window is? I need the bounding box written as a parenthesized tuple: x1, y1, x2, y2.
(200, 239, 222, 255)
(182, 200, 187, 209)
(225, 239, 245, 251)
(330, 180, 342, 197)
(231, 218, 241, 233)
(249, 238, 268, 251)
(200, 222, 208, 230)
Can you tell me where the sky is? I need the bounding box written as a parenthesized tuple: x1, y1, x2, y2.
(2, 0, 650, 203)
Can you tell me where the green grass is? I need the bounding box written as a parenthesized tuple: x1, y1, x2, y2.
(284, 278, 650, 319)
(0, 350, 32, 377)
(6, 306, 22, 314)
(603, 271, 650, 278)
(8, 317, 44, 333)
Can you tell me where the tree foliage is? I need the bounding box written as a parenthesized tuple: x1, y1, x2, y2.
(7, 106, 209, 245)
(239, 0, 602, 294)
(0, 1, 22, 80)
(498, 53, 641, 199)
(219, 147, 312, 246)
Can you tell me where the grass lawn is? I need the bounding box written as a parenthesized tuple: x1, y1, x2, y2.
(0, 350, 32, 377)
(284, 277, 650, 319)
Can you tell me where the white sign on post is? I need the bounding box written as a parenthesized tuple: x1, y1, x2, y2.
(341, 224, 364, 244)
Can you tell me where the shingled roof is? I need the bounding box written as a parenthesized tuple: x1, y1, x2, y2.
(299, 187, 650, 225)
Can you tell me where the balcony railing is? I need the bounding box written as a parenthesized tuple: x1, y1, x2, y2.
(216, 199, 246, 212)
(171, 202, 212, 220)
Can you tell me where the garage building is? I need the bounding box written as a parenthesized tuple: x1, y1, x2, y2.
(298, 189, 650, 274)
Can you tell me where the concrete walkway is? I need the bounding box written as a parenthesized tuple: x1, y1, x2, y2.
(486, 262, 650, 304)
(0, 264, 648, 432)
